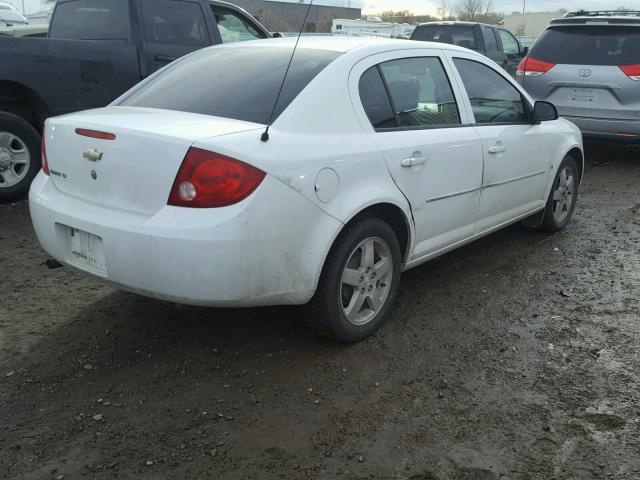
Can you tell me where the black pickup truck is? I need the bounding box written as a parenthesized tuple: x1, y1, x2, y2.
(0, 0, 271, 201)
(411, 21, 527, 76)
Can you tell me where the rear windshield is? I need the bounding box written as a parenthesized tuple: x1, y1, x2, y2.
(50, 0, 129, 40)
(530, 26, 640, 66)
(412, 25, 478, 50)
(119, 46, 341, 124)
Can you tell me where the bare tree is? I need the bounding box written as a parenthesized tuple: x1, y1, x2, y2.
(437, 0, 456, 20)
(455, 0, 495, 22)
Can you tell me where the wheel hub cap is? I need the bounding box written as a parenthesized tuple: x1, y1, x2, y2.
(0, 149, 11, 169)
(340, 237, 393, 326)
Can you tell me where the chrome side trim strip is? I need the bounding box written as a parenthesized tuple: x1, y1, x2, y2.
(484, 170, 547, 189)
(426, 186, 481, 204)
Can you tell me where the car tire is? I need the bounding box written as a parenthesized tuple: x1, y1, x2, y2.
(540, 155, 579, 232)
(0, 112, 42, 203)
(307, 216, 402, 343)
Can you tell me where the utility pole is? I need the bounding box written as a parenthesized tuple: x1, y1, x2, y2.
(22, 0, 26, 15)
(522, 0, 526, 15)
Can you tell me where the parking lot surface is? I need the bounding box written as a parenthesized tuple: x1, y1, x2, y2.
(1, 146, 639, 480)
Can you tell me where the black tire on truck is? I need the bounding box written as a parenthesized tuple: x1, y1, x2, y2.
(0, 112, 42, 203)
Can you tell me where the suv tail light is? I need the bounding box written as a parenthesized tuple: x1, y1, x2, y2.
(168, 148, 266, 208)
(620, 64, 640, 81)
(516, 57, 556, 77)
(41, 137, 49, 175)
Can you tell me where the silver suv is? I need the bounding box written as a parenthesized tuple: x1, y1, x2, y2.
(517, 11, 640, 142)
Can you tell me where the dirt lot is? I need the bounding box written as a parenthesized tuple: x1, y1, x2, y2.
(1, 145, 639, 480)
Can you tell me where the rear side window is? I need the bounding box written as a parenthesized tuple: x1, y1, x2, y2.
(119, 47, 341, 124)
(380, 57, 461, 128)
(483, 27, 498, 52)
(49, 0, 129, 40)
(530, 26, 640, 66)
(359, 67, 397, 130)
(142, 0, 208, 46)
(412, 25, 478, 50)
(453, 58, 528, 124)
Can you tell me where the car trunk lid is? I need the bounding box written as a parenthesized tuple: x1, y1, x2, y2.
(45, 107, 263, 215)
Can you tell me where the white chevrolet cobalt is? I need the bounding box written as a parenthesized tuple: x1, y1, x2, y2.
(30, 37, 583, 342)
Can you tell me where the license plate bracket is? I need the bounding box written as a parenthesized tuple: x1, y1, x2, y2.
(67, 227, 107, 275)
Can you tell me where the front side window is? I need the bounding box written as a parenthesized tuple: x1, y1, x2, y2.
(379, 57, 461, 128)
(212, 6, 266, 43)
(49, 0, 129, 40)
(499, 29, 520, 56)
(119, 47, 341, 124)
(453, 58, 528, 124)
(142, 0, 208, 46)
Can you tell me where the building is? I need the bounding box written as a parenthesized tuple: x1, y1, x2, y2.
(230, 0, 361, 33)
(503, 12, 563, 38)
(332, 18, 415, 38)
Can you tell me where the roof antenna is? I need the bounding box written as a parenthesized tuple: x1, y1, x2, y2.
(261, 0, 315, 142)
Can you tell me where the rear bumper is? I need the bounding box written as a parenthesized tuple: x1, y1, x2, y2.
(561, 115, 640, 142)
(29, 173, 342, 307)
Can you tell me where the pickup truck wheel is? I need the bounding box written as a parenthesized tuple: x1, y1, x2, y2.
(0, 112, 41, 203)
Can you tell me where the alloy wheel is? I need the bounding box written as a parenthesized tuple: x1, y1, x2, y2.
(340, 236, 394, 326)
(552, 166, 575, 224)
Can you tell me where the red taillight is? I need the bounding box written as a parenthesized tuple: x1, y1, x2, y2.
(41, 136, 49, 175)
(75, 128, 116, 140)
(620, 64, 640, 81)
(516, 57, 556, 77)
(168, 148, 266, 208)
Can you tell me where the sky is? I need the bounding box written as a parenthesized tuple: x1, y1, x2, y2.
(6, 0, 640, 16)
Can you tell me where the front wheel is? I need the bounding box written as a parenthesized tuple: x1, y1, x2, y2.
(540, 155, 579, 232)
(307, 217, 402, 343)
(0, 112, 42, 203)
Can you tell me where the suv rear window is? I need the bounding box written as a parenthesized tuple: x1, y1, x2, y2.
(119, 46, 341, 124)
(412, 25, 477, 50)
(50, 0, 129, 40)
(530, 26, 640, 66)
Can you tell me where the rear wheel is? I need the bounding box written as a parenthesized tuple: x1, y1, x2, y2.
(308, 217, 401, 342)
(541, 155, 579, 232)
(0, 112, 41, 203)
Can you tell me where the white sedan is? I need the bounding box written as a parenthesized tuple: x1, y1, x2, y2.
(30, 37, 583, 342)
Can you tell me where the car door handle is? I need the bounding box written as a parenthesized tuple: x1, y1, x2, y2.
(155, 55, 177, 63)
(401, 154, 427, 168)
(488, 145, 507, 154)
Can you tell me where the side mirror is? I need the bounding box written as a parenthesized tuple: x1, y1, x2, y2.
(532, 101, 559, 122)
(522, 46, 530, 56)
(272, 32, 283, 38)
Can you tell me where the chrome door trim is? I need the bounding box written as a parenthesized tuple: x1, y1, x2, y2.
(484, 169, 547, 189)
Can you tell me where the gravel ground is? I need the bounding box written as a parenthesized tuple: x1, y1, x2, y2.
(1, 144, 639, 480)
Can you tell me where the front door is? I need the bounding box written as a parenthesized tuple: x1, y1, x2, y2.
(355, 53, 484, 260)
(449, 55, 551, 231)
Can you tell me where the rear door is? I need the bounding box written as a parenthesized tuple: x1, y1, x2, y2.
(139, 0, 219, 74)
(353, 49, 484, 259)
(448, 53, 551, 230)
(522, 25, 640, 121)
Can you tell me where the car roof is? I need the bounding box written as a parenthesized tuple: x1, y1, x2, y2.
(550, 16, 640, 26)
(219, 36, 474, 55)
(416, 21, 496, 28)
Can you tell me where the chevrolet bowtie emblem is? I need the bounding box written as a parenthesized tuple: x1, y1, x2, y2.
(83, 148, 103, 162)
